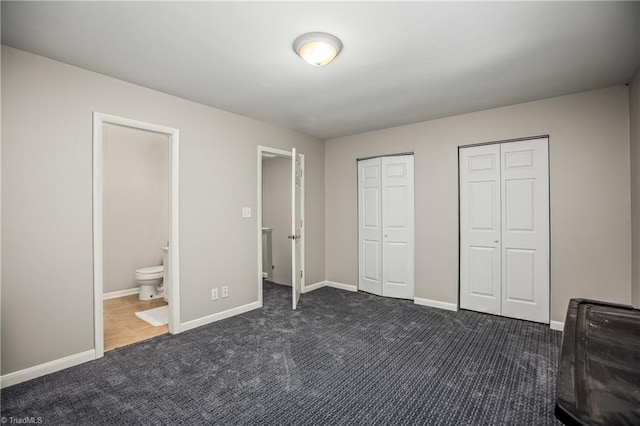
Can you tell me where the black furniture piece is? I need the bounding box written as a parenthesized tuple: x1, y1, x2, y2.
(555, 299, 640, 425)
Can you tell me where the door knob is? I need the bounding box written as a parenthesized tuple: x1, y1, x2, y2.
(494, 239, 499, 243)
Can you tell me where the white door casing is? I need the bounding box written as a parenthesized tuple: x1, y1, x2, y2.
(291, 148, 303, 309)
(500, 139, 550, 323)
(358, 155, 415, 300)
(257, 146, 305, 310)
(93, 112, 181, 360)
(459, 144, 502, 315)
(358, 158, 383, 296)
(459, 138, 549, 324)
(381, 156, 415, 299)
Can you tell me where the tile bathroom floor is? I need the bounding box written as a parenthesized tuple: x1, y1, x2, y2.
(103, 295, 168, 352)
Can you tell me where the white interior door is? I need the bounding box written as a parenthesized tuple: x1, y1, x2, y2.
(459, 138, 549, 323)
(358, 158, 382, 296)
(460, 144, 502, 315)
(291, 148, 303, 309)
(358, 155, 414, 299)
(381, 155, 415, 299)
(500, 138, 549, 323)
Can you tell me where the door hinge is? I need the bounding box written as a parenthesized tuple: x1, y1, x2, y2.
(300, 270, 303, 278)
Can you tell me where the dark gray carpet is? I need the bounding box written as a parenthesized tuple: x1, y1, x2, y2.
(1, 281, 561, 425)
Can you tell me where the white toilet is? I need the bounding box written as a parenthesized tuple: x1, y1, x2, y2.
(136, 247, 169, 302)
(135, 265, 164, 300)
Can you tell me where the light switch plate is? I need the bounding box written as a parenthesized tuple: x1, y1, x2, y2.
(242, 207, 252, 218)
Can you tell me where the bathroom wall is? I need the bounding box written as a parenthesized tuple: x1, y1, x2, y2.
(630, 66, 640, 308)
(103, 123, 169, 294)
(1, 46, 325, 376)
(262, 156, 292, 286)
(325, 86, 632, 323)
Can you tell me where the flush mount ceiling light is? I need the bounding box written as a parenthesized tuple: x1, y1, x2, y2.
(293, 32, 343, 67)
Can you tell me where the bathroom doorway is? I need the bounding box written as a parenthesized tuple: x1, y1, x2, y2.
(93, 113, 181, 359)
(261, 153, 293, 287)
(257, 146, 305, 309)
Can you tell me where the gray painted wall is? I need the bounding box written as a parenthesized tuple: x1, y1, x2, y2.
(262, 157, 292, 286)
(325, 86, 632, 323)
(103, 124, 169, 294)
(1, 46, 325, 375)
(630, 67, 640, 308)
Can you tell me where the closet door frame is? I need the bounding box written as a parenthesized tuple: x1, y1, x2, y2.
(458, 135, 551, 324)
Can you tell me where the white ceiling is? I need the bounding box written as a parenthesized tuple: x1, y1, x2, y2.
(2, 2, 639, 139)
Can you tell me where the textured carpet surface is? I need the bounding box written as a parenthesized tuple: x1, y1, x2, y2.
(2, 282, 561, 425)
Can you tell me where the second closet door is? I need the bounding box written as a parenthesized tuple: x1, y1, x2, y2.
(460, 138, 549, 324)
(358, 155, 415, 300)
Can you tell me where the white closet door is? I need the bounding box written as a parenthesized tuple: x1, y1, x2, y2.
(460, 144, 502, 315)
(381, 155, 415, 299)
(500, 138, 549, 323)
(358, 158, 382, 296)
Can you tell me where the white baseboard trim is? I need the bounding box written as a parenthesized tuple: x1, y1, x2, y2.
(325, 281, 358, 292)
(302, 281, 326, 293)
(180, 300, 262, 333)
(103, 287, 139, 300)
(414, 297, 459, 312)
(0, 349, 96, 389)
(262, 272, 268, 278)
(550, 321, 564, 331)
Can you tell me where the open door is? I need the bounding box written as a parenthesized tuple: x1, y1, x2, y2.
(291, 148, 303, 309)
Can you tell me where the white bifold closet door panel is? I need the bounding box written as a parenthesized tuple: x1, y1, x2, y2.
(381, 156, 415, 299)
(358, 158, 383, 295)
(500, 139, 549, 323)
(459, 144, 502, 315)
(358, 155, 414, 300)
(460, 138, 549, 324)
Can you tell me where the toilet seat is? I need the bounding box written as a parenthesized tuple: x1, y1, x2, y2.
(136, 265, 163, 280)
